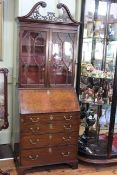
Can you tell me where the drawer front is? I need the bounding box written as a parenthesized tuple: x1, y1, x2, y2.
(21, 132, 78, 149)
(20, 145, 77, 166)
(21, 120, 80, 135)
(20, 112, 79, 125)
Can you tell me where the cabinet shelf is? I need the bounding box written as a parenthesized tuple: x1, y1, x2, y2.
(83, 37, 117, 42)
(81, 74, 113, 80)
(79, 98, 111, 106)
(83, 36, 117, 40)
(85, 19, 117, 25)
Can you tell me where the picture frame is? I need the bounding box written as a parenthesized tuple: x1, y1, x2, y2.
(0, 68, 8, 131)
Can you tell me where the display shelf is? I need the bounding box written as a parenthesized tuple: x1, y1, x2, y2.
(79, 99, 109, 106)
(81, 74, 113, 80)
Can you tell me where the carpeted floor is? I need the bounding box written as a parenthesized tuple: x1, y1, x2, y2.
(1, 159, 117, 175)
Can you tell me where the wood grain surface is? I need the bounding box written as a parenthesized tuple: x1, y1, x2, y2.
(19, 88, 80, 114)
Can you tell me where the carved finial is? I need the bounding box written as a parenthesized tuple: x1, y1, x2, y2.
(57, 3, 79, 24)
(17, 1, 80, 25)
(19, 1, 47, 19)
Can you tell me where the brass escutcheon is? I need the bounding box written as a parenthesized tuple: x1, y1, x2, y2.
(49, 123, 53, 129)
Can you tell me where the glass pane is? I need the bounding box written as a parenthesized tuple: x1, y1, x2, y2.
(93, 39, 104, 69)
(94, 20, 105, 39)
(84, 0, 95, 21)
(50, 32, 76, 86)
(108, 3, 117, 41)
(83, 0, 95, 38)
(82, 38, 92, 63)
(20, 31, 46, 87)
(82, 38, 104, 69)
(98, 1, 107, 17)
(109, 3, 117, 22)
(106, 41, 117, 72)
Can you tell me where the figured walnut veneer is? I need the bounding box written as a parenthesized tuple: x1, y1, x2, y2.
(19, 88, 79, 114)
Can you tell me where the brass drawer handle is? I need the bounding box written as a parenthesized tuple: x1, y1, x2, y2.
(28, 154, 39, 160)
(30, 127, 40, 133)
(64, 116, 72, 120)
(29, 138, 39, 145)
(61, 152, 70, 157)
(64, 124, 71, 130)
(62, 136, 71, 142)
(30, 117, 40, 123)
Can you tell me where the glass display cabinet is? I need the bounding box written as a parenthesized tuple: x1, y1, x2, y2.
(77, 0, 117, 163)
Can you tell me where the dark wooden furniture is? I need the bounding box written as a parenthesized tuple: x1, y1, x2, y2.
(0, 68, 8, 131)
(15, 1, 80, 174)
(17, 2, 80, 88)
(16, 88, 80, 174)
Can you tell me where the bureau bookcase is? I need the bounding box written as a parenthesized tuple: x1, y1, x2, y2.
(14, 1, 80, 174)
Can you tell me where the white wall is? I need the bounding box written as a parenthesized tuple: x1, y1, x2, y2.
(18, 0, 76, 17)
(75, 0, 82, 21)
(19, 0, 57, 16)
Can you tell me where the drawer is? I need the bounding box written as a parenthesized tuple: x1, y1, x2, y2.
(21, 132, 78, 149)
(20, 112, 79, 125)
(20, 120, 80, 135)
(20, 145, 77, 166)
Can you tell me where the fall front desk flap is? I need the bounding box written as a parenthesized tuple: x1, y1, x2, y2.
(18, 88, 80, 114)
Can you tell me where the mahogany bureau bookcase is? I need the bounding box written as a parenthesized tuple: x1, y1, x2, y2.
(14, 1, 80, 174)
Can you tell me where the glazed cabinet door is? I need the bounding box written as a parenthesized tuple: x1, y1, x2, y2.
(49, 30, 77, 87)
(19, 28, 49, 88)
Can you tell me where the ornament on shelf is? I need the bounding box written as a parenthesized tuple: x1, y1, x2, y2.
(81, 87, 94, 102)
(108, 88, 113, 104)
(81, 63, 114, 79)
(95, 87, 104, 104)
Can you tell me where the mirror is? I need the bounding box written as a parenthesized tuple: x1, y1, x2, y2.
(0, 68, 8, 130)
